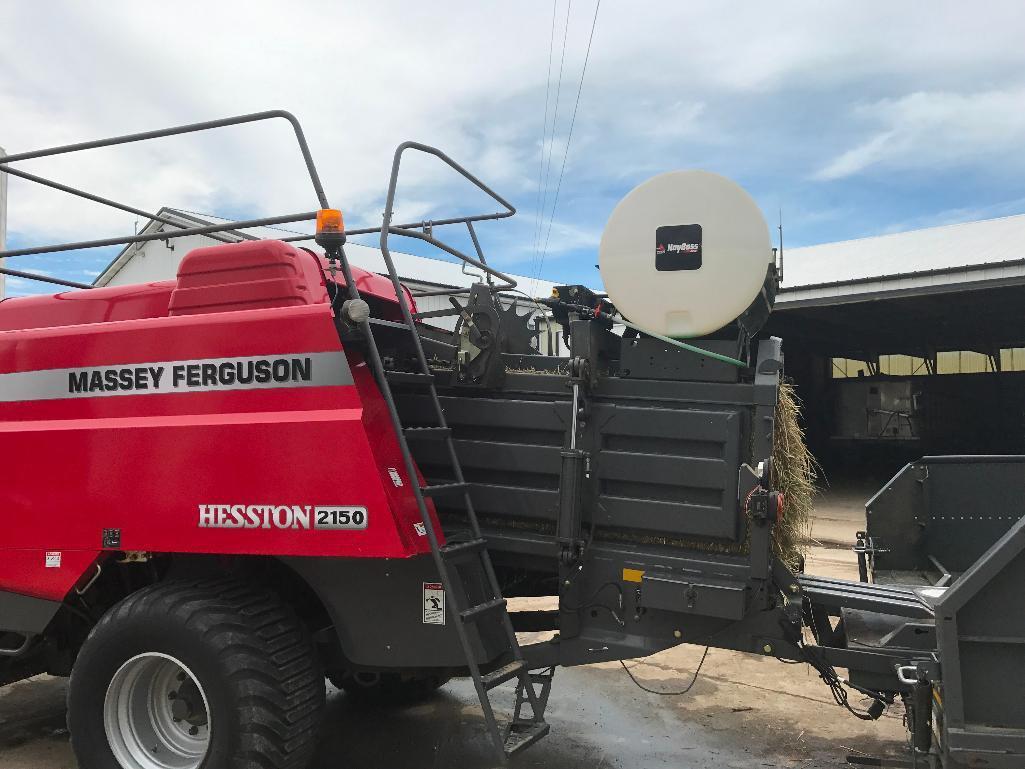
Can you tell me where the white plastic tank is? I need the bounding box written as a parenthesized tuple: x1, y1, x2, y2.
(598, 170, 772, 338)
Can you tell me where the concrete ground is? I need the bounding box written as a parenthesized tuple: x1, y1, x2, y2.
(0, 486, 910, 768)
(807, 478, 881, 547)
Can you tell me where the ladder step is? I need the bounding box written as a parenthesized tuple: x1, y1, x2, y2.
(420, 482, 469, 498)
(384, 371, 435, 385)
(461, 597, 507, 623)
(403, 426, 451, 440)
(482, 660, 527, 690)
(504, 721, 550, 757)
(368, 317, 414, 331)
(440, 537, 487, 560)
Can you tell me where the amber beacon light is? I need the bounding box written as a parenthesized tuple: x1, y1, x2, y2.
(315, 208, 346, 248)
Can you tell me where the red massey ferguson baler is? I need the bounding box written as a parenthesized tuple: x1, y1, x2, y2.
(0, 241, 460, 768)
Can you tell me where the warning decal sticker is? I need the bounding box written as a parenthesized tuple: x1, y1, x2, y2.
(423, 582, 445, 625)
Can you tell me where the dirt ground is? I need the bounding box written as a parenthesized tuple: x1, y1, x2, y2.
(0, 490, 910, 768)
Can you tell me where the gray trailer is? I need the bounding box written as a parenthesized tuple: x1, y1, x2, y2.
(855, 457, 1025, 767)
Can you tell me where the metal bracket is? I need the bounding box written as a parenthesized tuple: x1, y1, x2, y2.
(75, 562, 104, 596)
(511, 666, 555, 727)
(0, 633, 36, 658)
(853, 531, 890, 582)
(556, 357, 592, 565)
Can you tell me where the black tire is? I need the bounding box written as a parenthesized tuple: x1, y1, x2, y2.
(68, 578, 325, 769)
(328, 670, 450, 706)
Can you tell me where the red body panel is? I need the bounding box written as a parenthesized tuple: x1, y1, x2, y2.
(0, 241, 438, 601)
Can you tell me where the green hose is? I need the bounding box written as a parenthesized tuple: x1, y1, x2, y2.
(614, 316, 747, 368)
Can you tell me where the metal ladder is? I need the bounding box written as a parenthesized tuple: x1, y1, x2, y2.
(321, 143, 551, 760)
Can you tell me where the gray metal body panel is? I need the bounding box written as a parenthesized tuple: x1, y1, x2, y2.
(619, 337, 741, 383)
(932, 513, 1025, 768)
(0, 590, 62, 636)
(866, 456, 1025, 578)
(798, 574, 933, 619)
(281, 555, 498, 670)
(399, 357, 772, 548)
(393, 336, 811, 671)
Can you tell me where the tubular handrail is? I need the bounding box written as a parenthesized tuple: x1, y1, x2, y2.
(0, 110, 330, 288)
(379, 141, 518, 295)
(0, 212, 320, 260)
(0, 265, 92, 290)
(291, 142, 520, 293)
(0, 110, 328, 207)
(0, 165, 233, 245)
(0, 116, 524, 301)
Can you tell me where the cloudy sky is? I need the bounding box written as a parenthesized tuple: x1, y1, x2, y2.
(1, 0, 1024, 295)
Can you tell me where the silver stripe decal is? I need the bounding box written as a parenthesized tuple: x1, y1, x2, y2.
(0, 351, 353, 403)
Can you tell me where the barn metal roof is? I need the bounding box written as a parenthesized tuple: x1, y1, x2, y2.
(778, 212, 1025, 307)
(100, 208, 1025, 314)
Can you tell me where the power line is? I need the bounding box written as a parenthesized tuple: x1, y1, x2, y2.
(531, 0, 573, 288)
(530, 1, 559, 269)
(534, 0, 601, 296)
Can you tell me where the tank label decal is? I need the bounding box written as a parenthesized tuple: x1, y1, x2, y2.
(198, 504, 368, 530)
(655, 223, 703, 271)
(0, 351, 352, 402)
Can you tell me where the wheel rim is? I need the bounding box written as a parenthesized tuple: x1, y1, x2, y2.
(103, 652, 211, 769)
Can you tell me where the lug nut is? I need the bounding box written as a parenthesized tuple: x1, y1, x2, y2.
(189, 726, 199, 736)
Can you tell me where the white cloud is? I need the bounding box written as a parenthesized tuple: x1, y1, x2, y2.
(816, 88, 1025, 180)
(2, 0, 1025, 284)
(507, 219, 601, 263)
(877, 196, 1025, 235)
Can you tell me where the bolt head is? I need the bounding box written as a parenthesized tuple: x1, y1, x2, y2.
(763, 643, 773, 654)
(673, 630, 682, 639)
(189, 726, 199, 736)
(342, 298, 371, 324)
